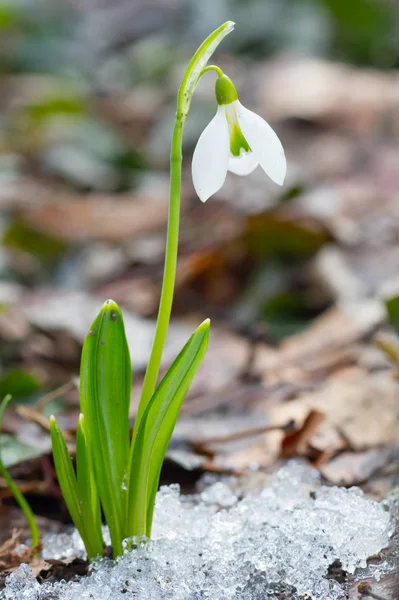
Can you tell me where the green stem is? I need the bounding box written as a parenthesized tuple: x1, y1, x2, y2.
(0, 396, 40, 552)
(130, 19, 235, 472)
(200, 65, 224, 77)
(0, 463, 41, 550)
(134, 117, 184, 437)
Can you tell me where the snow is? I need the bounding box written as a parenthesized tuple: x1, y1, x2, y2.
(1, 464, 394, 600)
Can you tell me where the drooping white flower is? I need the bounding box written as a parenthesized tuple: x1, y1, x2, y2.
(192, 74, 286, 202)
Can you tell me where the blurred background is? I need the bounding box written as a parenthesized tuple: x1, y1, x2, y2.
(1, 0, 399, 536)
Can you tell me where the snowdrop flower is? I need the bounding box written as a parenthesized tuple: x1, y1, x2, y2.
(192, 73, 286, 202)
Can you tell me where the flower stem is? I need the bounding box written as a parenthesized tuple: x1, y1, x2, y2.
(134, 116, 184, 436)
(200, 65, 224, 78)
(132, 21, 235, 446)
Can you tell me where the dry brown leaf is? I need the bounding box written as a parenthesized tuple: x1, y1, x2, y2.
(253, 303, 382, 387)
(189, 329, 250, 396)
(260, 57, 399, 129)
(0, 530, 37, 575)
(23, 193, 169, 242)
(269, 367, 399, 451)
(321, 447, 395, 486)
(0, 529, 21, 560)
(281, 410, 325, 458)
(35, 556, 88, 583)
(212, 437, 281, 471)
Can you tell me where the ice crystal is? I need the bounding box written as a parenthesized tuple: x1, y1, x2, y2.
(1, 464, 393, 600)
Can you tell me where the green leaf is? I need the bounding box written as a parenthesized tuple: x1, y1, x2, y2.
(26, 95, 85, 124)
(0, 369, 40, 400)
(80, 299, 132, 556)
(76, 414, 104, 557)
(0, 2, 21, 31)
(127, 319, 210, 537)
(50, 418, 83, 531)
(385, 293, 399, 337)
(244, 213, 329, 261)
(50, 416, 101, 559)
(3, 218, 67, 266)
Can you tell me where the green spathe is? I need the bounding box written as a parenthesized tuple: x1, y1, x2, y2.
(215, 74, 238, 105)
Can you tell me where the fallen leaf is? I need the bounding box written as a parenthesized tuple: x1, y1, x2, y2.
(23, 193, 169, 242)
(260, 57, 399, 129)
(189, 328, 250, 396)
(269, 367, 399, 450)
(254, 304, 382, 386)
(281, 409, 325, 458)
(321, 447, 395, 486)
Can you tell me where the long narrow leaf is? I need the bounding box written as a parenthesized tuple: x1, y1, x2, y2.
(50, 416, 98, 557)
(76, 414, 104, 557)
(127, 319, 210, 537)
(80, 299, 132, 556)
(0, 395, 40, 550)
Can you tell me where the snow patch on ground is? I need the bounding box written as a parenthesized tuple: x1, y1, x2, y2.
(1, 464, 393, 600)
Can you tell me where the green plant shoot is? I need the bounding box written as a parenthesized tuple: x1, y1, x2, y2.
(48, 21, 235, 559)
(50, 415, 103, 560)
(0, 395, 40, 553)
(127, 319, 210, 537)
(3, 20, 288, 561)
(51, 302, 210, 558)
(79, 300, 131, 556)
(135, 20, 235, 434)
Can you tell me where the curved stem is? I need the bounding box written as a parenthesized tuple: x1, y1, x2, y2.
(200, 64, 223, 78)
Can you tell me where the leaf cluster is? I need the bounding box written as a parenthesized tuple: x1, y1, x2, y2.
(50, 301, 209, 558)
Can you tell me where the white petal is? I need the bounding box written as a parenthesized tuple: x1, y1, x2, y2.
(235, 101, 286, 185)
(228, 150, 258, 176)
(192, 106, 230, 202)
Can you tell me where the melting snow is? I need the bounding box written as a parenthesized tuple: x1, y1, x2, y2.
(1, 464, 394, 600)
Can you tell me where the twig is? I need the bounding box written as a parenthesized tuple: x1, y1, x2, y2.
(195, 420, 295, 446)
(37, 380, 76, 411)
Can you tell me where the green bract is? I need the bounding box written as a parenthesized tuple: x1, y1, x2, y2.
(178, 21, 235, 119)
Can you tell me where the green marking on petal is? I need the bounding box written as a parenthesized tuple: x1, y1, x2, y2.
(229, 123, 251, 157)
